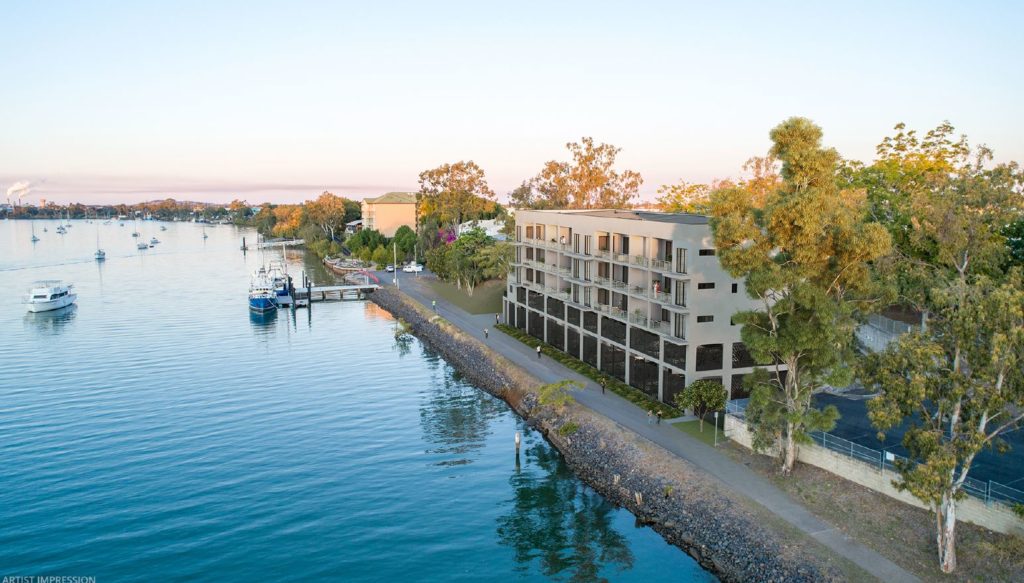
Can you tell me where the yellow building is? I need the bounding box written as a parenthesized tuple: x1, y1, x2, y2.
(360, 192, 417, 237)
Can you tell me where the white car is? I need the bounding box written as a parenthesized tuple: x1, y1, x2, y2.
(402, 263, 424, 273)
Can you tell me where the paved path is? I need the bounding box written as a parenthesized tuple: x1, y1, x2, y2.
(381, 270, 919, 583)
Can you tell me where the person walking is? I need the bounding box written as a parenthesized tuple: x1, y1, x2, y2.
(656, 410, 663, 424)
(599, 378, 606, 395)
(432, 300, 437, 312)
(495, 313, 500, 325)
(484, 328, 489, 339)
(647, 410, 653, 425)
(536, 345, 542, 359)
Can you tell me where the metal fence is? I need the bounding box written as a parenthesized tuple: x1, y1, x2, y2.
(725, 401, 1024, 507)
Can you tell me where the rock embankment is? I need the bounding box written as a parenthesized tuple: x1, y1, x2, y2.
(370, 288, 843, 582)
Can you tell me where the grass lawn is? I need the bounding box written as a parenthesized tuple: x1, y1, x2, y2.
(427, 278, 505, 314)
(673, 418, 727, 447)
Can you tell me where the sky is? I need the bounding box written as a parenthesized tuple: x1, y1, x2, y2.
(1, 0, 1022, 205)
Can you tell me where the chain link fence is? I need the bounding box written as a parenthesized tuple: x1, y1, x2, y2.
(725, 400, 1024, 507)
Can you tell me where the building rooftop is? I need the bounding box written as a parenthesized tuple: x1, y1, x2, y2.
(524, 208, 709, 225)
(364, 192, 416, 205)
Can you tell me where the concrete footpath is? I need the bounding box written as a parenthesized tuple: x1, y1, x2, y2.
(381, 271, 918, 583)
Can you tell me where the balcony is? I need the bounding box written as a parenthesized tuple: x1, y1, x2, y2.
(613, 253, 630, 263)
(647, 289, 670, 303)
(593, 248, 611, 260)
(610, 279, 628, 291)
(629, 255, 649, 268)
(595, 303, 628, 320)
(650, 258, 671, 272)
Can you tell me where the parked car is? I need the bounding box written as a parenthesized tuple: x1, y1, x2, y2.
(402, 263, 424, 273)
(385, 264, 395, 272)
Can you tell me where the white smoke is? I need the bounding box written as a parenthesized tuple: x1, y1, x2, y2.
(6, 181, 34, 205)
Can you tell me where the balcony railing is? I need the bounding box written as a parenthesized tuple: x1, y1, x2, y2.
(593, 249, 610, 260)
(593, 275, 610, 286)
(629, 312, 648, 327)
(613, 253, 630, 263)
(630, 255, 649, 267)
(610, 279, 628, 290)
(595, 303, 627, 319)
(650, 258, 671, 272)
(647, 289, 670, 303)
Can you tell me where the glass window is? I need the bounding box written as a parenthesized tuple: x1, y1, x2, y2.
(698, 282, 715, 290)
(697, 315, 714, 323)
(699, 249, 716, 256)
(732, 342, 756, 368)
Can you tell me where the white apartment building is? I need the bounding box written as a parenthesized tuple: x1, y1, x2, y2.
(504, 209, 772, 405)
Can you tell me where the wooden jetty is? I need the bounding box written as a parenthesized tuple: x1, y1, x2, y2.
(276, 284, 380, 307)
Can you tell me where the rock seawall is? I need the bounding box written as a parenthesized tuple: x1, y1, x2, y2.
(370, 288, 842, 582)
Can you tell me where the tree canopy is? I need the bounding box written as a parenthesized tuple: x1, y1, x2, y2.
(710, 117, 892, 474)
(417, 161, 497, 232)
(513, 137, 642, 209)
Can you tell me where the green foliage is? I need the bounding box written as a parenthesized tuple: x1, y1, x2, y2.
(307, 238, 342, 260)
(496, 324, 682, 417)
(515, 137, 643, 209)
(862, 270, 1024, 572)
(371, 245, 391, 268)
(347, 228, 387, 254)
(709, 117, 891, 474)
(656, 181, 711, 214)
(417, 161, 497, 231)
(557, 421, 580, 436)
(537, 380, 584, 410)
(426, 228, 504, 296)
(673, 379, 726, 432)
(392, 225, 417, 260)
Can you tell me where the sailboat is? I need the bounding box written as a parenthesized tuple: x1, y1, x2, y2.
(94, 226, 106, 261)
(31, 222, 39, 242)
(202, 226, 208, 239)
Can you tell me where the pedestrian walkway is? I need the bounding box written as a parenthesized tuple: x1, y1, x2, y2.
(381, 271, 918, 583)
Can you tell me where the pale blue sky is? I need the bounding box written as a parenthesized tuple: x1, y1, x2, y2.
(1, 0, 1021, 204)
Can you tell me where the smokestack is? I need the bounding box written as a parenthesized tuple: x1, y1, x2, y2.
(6, 181, 34, 207)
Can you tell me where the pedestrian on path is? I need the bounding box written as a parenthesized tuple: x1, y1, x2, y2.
(599, 378, 606, 394)
(495, 313, 500, 325)
(656, 410, 662, 424)
(432, 300, 437, 312)
(536, 345, 541, 359)
(484, 328, 488, 339)
(647, 410, 653, 425)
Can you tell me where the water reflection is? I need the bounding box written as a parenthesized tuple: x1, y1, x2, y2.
(249, 309, 277, 336)
(23, 304, 78, 334)
(419, 370, 505, 466)
(498, 441, 635, 581)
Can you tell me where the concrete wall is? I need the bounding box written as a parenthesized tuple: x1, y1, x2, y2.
(724, 415, 1024, 536)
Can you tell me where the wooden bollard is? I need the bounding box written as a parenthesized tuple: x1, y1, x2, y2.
(514, 431, 521, 453)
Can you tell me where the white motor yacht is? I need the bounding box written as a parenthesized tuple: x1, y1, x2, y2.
(23, 281, 77, 313)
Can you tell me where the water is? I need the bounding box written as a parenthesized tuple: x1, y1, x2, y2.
(0, 219, 714, 582)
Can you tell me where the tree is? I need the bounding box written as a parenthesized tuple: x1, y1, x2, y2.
(853, 124, 1024, 573)
(371, 245, 391, 268)
(709, 117, 892, 474)
(392, 225, 417, 260)
(674, 379, 726, 432)
(417, 161, 496, 232)
(477, 241, 513, 280)
(346, 228, 386, 254)
(536, 380, 584, 411)
(228, 199, 250, 223)
(862, 271, 1024, 573)
(448, 228, 492, 295)
(305, 191, 351, 242)
(271, 205, 303, 238)
(528, 137, 642, 209)
(655, 181, 712, 214)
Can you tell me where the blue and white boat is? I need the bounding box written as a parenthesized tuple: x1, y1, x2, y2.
(248, 267, 277, 312)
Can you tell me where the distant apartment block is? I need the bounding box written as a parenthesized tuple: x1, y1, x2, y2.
(361, 192, 416, 237)
(504, 209, 775, 405)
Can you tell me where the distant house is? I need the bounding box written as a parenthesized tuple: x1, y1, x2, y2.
(345, 219, 363, 235)
(361, 192, 416, 237)
(458, 218, 507, 241)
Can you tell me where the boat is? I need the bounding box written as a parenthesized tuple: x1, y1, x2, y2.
(137, 241, 149, 250)
(202, 227, 208, 239)
(248, 267, 277, 312)
(150, 237, 160, 245)
(23, 281, 77, 313)
(160, 225, 166, 231)
(31, 222, 40, 242)
(95, 227, 105, 261)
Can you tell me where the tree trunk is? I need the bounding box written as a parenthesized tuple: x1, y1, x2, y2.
(781, 422, 797, 475)
(937, 495, 957, 573)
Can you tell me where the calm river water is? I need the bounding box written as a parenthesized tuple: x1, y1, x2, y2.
(0, 219, 714, 582)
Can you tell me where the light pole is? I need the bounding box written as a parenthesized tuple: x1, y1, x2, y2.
(713, 411, 719, 446)
(393, 242, 399, 289)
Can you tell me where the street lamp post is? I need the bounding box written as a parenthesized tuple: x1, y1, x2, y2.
(713, 411, 719, 446)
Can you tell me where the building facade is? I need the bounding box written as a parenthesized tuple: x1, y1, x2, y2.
(504, 209, 769, 406)
(361, 192, 416, 237)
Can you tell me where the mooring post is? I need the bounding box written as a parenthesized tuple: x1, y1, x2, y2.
(514, 431, 521, 454)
